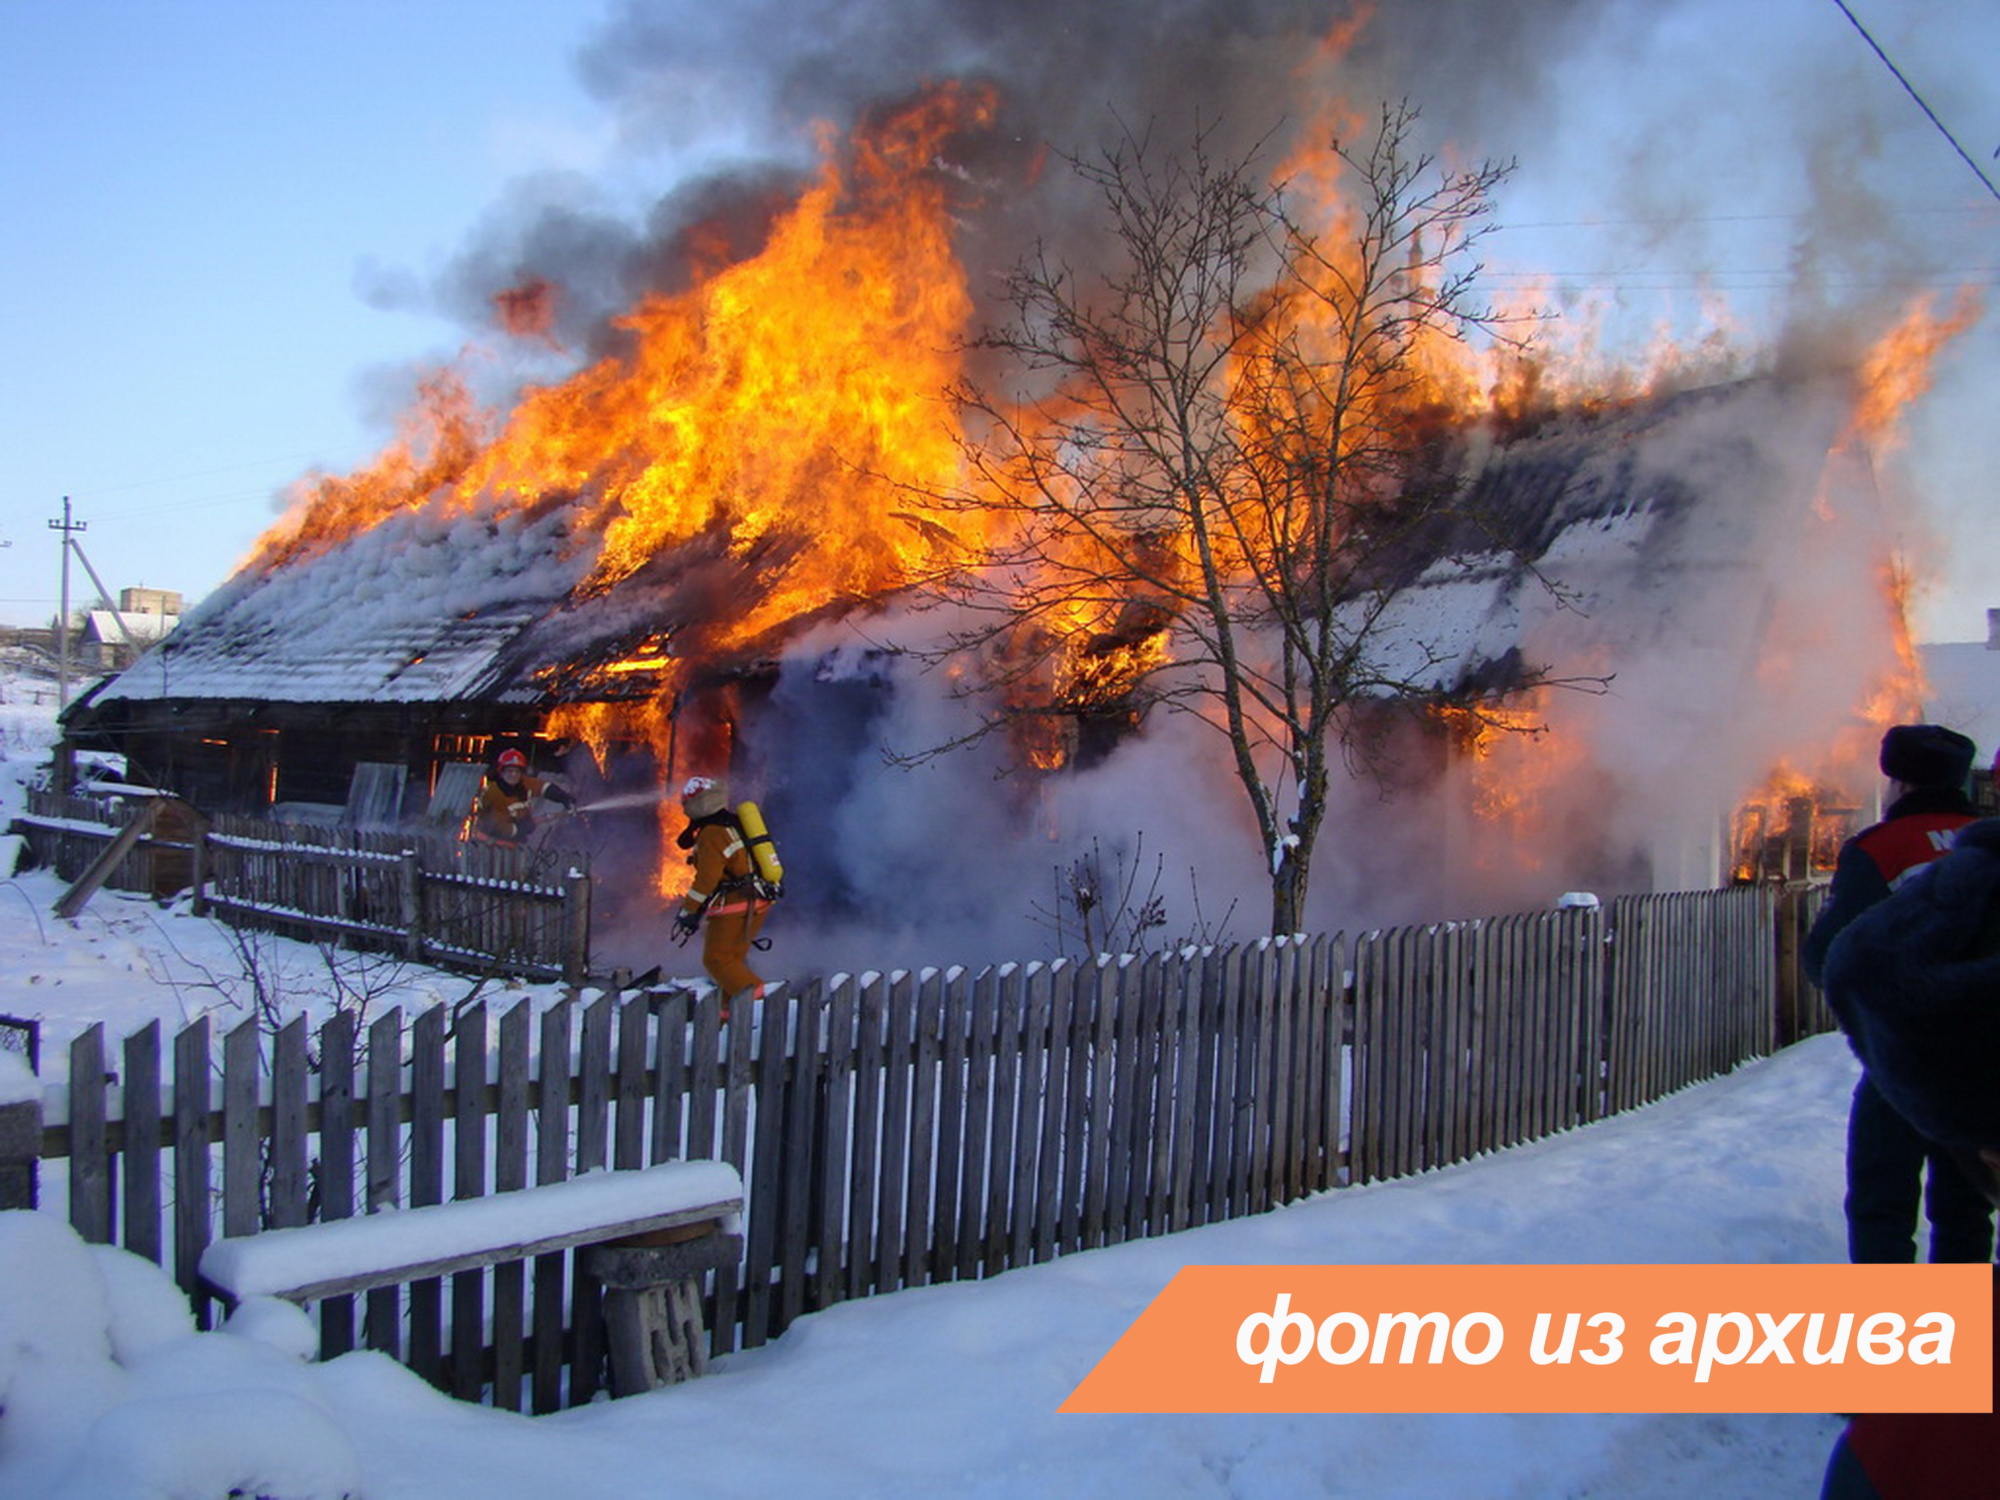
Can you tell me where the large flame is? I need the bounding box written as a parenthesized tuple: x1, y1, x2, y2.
(251, 85, 995, 650)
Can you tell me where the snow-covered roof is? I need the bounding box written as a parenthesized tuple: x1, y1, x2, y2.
(95, 503, 609, 706)
(82, 611, 177, 646)
(1344, 377, 1854, 694)
(90, 376, 1849, 714)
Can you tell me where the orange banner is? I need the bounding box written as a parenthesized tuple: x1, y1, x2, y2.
(1061, 1264, 1991, 1414)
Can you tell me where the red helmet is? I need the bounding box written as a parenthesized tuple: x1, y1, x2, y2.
(497, 749, 528, 770)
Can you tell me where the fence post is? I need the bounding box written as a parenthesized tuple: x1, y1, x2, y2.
(400, 849, 424, 962)
(189, 824, 209, 917)
(0, 1024, 38, 1208)
(561, 866, 591, 986)
(0, 1046, 39, 1210)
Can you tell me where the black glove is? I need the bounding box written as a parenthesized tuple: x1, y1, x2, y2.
(673, 909, 700, 938)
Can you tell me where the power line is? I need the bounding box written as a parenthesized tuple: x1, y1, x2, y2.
(1829, 0, 2000, 206)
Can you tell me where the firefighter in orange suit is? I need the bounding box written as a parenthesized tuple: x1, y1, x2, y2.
(472, 747, 573, 845)
(672, 776, 770, 1012)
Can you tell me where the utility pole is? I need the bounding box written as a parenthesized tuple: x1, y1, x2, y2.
(48, 497, 85, 709)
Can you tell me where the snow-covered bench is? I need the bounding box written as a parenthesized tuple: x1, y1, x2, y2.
(198, 1159, 744, 1396)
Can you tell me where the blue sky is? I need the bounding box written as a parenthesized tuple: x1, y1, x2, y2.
(2, 0, 1995, 639)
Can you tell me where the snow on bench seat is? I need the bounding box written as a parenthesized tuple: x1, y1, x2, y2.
(199, 1160, 744, 1306)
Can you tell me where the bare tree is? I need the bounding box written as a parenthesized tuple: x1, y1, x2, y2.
(931, 102, 1581, 934)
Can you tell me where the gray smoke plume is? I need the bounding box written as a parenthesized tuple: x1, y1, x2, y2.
(422, 0, 1615, 349)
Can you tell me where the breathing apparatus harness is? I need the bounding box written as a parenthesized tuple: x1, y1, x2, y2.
(672, 807, 784, 947)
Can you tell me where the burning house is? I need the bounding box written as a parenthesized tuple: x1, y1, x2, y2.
(51, 38, 1965, 957)
(60, 358, 1917, 950)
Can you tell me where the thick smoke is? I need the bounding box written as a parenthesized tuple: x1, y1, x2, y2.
(422, 0, 1614, 352)
(366, 0, 1989, 972)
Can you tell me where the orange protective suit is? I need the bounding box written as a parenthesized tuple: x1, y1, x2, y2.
(679, 816, 771, 1000)
(472, 771, 566, 844)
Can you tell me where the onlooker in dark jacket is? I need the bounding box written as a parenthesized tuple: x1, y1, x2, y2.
(1818, 815, 2000, 1497)
(1803, 723, 1989, 1265)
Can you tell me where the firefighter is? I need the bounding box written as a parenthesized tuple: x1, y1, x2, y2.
(673, 776, 772, 1016)
(471, 747, 574, 845)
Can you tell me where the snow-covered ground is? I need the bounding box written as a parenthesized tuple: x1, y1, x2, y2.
(0, 673, 1861, 1497)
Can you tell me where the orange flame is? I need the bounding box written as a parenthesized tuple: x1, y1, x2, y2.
(249, 85, 996, 646)
(1852, 288, 1983, 451)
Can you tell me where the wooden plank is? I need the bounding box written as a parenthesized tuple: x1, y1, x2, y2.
(1137, 951, 1171, 1241)
(1169, 949, 1207, 1231)
(1001, 963, 1042, 1272)
(531, 998, 571, 1415)
(408, 1005, 447, 1388)
(450, 1001, 488, 1402)
(174, 1018, 212, 1319)
(1295, 935, 1322, 1190)
(1267, 938, 1296, 1203)
(1578, 904, 1608, 1123)
(1275, 938, 1304, 1200)
(1114, 953, 1149, 1245)
(53, 797, 160, 919)
(222, 1017, 261, 1240)
(570, 992, 615, 1399)
(845, 972, 885, 1301)
(1024, 964, 1072, 1272)
(903, 968, 943, 1288)
(1482, 918, 1512, 1151)
(1084, 956, 1121, 1251)
(270, 1016, 310, 1229)
(205, 1192, 743, 1304)
(778, 981, 822, 1333)
(648, 988, 689, 1164)
(742, 983, 791, 1348)
(1210, 944, 1245, 1210)
(687, 990, 722, 1162)
(576, 993, 615, 1174)
(615, 997, 649, 1171)
(1469, 919, 1497, 1154)
(818, 974, 858, 1311)
(1382, 928, 1414, 1182)
(711, 992, 756, 1351)
(1420, 925, 1451, 1172)
(491, 1000, 531, 1412)
(317, 1010, 358, 1357)
(121, 1021, 163, 1263)
(1243, 941, 1276, 1212)
(1059, 960, 1095, 1256)
(874, 971, 916, 1296)
(1324, 936, 1348, 1190)
(1353, 932, 1384, 1185)
(961, 965, 1000, 1281)
(68, 1024, 110, 1245)
(1033, 961, 1072, 1263)
(933, 967, 970, 1283)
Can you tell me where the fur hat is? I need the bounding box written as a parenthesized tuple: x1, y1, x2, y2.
(1878, 723, 1975, 789)
(679, 775, 728, 821)
(1824, 817, 2000, 1147)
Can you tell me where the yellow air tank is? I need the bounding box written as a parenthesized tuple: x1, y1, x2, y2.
(737, 801, 785, 891)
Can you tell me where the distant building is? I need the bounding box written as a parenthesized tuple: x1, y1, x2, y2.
(1919, 608, 2000, 804)
(73, 588, 183, 671)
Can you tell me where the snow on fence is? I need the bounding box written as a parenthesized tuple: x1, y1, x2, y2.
(26, 885, 1827, 1411)
(16, 792, 591, 983)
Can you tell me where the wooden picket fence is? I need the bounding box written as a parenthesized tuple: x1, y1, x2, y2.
(16, 792, 590, 982)
(34, 884, 1817, 1409)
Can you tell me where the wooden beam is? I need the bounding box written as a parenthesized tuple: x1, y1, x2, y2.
(53, 799, 161, 919)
